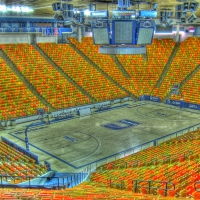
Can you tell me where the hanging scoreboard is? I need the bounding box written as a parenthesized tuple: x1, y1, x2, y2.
(136, 20, 155, 45)
(91, 21, 110, 45)
(111, 20, 136, 45)
(92, 27, 110, 44)
(91, 19, 155, 46)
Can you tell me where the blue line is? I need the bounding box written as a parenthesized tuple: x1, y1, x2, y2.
(94, 104, 129, 113)
(9, 121, 200, 169)
(8, 103, 200, 170)
(8, 133, 78, 169)
(77, 122, 200, 168)
(149, 102, 200, 115)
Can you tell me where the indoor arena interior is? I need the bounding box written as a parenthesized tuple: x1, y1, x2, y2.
(1, 0, 200, 199)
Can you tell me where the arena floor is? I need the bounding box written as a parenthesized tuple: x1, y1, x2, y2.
(1, 101, 200, 173)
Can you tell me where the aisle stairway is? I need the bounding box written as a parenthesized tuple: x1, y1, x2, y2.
(110, 55, 131, 78)
(38, 43, 128, 102)
(68, 37, 139, 98)
(168, 64, 200, 103)
(155, 42, 180, 88)
(0, 55, 46, 119)
(1, 44, 91, 110)
(34, 44, 96, 103)
(116, 39, 176, 96)
(152, 37, 200, 100)
(180, 68, 200, 104)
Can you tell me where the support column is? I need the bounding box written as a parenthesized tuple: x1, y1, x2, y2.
(82, 26, 85, 37)
(77, 26, 82, 42)
(175, 24, 180, 43)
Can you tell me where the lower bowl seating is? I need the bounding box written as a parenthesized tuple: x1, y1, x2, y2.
(0, 141, 47, 184)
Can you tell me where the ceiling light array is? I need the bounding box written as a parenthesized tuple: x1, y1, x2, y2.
(176, 0, 199, 24)
(0, 5, 33, 12)
(160, 10, 173, 27)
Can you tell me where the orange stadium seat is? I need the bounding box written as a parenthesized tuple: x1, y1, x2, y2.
(152, 37, 200, 100)
(38, 43, 127, 101)
(90, 130, 200, 198)
(68, 37, 139, 97)
(116, 39, 176, 96)
(0, 130, 199, 198)
(1, 44, 91, 110)
(0, 57, 46, 119)
(1, 37, 200, 200)
(0, 141, 47, 183)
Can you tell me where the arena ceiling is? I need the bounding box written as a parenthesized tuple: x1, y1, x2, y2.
(2, 0, 200, 18)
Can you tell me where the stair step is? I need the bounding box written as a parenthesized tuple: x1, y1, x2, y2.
(0, 49, 53, 111)
(69, 42, 137, 100)
(34, 44, 96, 103)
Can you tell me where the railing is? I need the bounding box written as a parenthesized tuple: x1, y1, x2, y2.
(107, 179, 175, 196)
(151, 150, 193, 165)
(132, 179, 175, 196)
(110, 149, 194, 170)
(85, 123, 200, 173)
(194, 181, 200, 192)
(0, 170, 89, 189)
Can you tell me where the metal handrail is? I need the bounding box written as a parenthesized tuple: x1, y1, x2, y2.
(194, 181, 200, 192)
(132, 179, 175, 196)
(107, 178, 175, 195)
(100, 149, 194, 170)
(152, 150, 194, 164)
(91, 123, 200, 172)
(108, 178, 125, 190)
(0, 171, 89, 189)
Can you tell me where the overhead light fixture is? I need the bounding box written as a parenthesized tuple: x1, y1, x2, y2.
(166, 19, 173, 25)
(180, 12, 186, 24)
(0, 5, 33, 12)
(21, 7, 33, 12)
(84, 9, 90, 16)
(0, 5, 6, 12)
(153, 3, 157, 10)
(183, 2, 189, 11)
(12, 6, 21, 12)
(187, 13, 197, 23)
(131, 14, 135, 18)
(166, 12, 173, 18)
(190, 2, 199, 12)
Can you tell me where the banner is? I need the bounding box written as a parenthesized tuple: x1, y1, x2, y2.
(149, 96, 160, 102)
(46, 27, 51, 36)
(166, 99, 181, 106)
(42, 28, 46, 36)
(54, 28, 58, 36)
(0, 27, 72, 34)
(139, 95, 160, 102)
(186, 103, 200, 110)
(139, 95, 149, 101)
